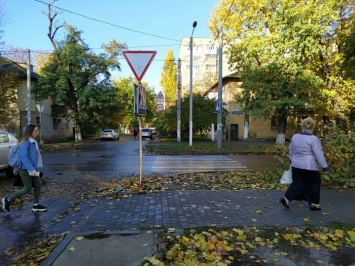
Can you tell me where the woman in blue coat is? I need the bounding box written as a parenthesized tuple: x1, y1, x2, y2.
(279, 117, 330, 211)
(2, 124, 47, 212)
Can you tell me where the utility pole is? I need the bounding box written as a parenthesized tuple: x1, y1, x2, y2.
(217, 31, 223, 149)
(189, 21, 197, 147)
(27, 49, 32, 125)
(177, 58, 181, 142)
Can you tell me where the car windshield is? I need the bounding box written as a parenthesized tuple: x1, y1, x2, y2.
(142, 129, 150, 132)
(103, 129, 114, 132)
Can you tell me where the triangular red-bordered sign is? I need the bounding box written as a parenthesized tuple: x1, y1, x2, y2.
(122, 51, 157, 82)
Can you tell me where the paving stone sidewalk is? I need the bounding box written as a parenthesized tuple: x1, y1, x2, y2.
(1, 188, 355, 266)
(72, 189, 355, 232)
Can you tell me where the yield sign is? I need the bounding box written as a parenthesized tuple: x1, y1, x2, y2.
(122, 51, 157, 82)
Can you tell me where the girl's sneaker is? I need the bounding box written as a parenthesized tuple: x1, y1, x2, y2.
(2, 198, 10, 212)
(32, 204, 47, 212)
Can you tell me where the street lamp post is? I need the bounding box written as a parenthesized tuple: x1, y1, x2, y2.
(189, 21, 197, 147)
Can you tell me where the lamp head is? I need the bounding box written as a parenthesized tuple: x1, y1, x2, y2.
(193, 21, 197, 28)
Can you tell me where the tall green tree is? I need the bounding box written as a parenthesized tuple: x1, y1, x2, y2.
(209, 0, 341, 144)
(78, 82, 121, 130)
(33, 25, 126, 141)
(160, 49, 177, 108)
(113, 77, 157, 129)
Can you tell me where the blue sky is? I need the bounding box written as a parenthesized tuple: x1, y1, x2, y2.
(1, 0, 218, 93)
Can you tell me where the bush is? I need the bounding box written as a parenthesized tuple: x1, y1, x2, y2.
(322, 129, 355, 188)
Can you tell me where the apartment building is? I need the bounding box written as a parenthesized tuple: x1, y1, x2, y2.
(179, 37, 233, 96)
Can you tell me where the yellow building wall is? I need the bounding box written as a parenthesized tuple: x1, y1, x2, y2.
(222, 81, 277, 140)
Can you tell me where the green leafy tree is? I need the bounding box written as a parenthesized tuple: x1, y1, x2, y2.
(33, 25, 126, 141)
(209, 0, 340, 144)
(338, 5, 355, 127)
(78, 82, 121, 130)
(160, 49, 177, 108)
(113, 77, 157, 130)
(156, 94, 228, 139)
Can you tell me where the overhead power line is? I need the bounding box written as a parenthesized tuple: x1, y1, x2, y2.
(34, 0, 181, 42)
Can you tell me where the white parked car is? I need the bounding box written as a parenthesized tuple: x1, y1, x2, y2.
(0, 130, 19, 177)
(100, 129, 120, 141)
(141, 128, 153, 140)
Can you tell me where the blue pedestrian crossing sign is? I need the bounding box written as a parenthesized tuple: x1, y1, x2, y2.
(215, 102, 220, 113)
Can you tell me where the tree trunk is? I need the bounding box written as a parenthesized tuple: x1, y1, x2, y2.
(276, 116, 287, 144)
(75, 122, 82, 142)
(244, 113, 249, 141)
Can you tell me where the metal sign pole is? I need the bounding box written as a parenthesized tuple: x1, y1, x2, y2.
(122, 50, 156, 185)
(138, 115, 143, 185)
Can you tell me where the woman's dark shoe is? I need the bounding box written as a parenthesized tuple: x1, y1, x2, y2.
(310, 204, 321, 211)
(279, 197, 289, 209)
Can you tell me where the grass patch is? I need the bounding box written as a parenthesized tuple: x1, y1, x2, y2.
(145, 139, 288, 155)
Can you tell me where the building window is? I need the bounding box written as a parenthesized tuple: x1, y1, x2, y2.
(206, 64, 216, 70)
(206, 45, 215, 50)
(206, 54, 217, 60)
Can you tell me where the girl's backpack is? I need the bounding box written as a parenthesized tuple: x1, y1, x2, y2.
(8, 144, 21, 173)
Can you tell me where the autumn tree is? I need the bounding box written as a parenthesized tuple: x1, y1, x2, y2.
(194, 72, 218, 94)
(0, 4, 22, 132)
(160, 49, 177, 108)
(333, 0, 355, 128)
(0, 61, 21, 131)
(33, 25, 126, 141)
(209, 0, 342, 144)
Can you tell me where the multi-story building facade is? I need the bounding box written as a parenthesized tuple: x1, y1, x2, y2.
(179, 37, 233, 97)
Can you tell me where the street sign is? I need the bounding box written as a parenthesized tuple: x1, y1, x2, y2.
(156, 104, 164, 111)
(232, 109, 243, 114)
(215, 102, 220, 113)
(134, 83, 147, 116)
(122, 51, 157, 81)
(156, 91, 164, 99)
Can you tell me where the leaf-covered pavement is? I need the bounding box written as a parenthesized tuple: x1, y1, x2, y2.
(0, 171, 354, 265)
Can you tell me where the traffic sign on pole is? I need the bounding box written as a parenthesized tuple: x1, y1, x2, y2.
(215, 101, 220, 113)
(122, 51, 157, 81)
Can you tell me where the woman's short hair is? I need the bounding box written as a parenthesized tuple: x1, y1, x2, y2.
(301, 117, 315, 133)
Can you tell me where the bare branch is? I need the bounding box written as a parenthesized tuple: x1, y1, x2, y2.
(42, 0, 63, 51)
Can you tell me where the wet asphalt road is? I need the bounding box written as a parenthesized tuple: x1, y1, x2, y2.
(41, 134, 279, 178)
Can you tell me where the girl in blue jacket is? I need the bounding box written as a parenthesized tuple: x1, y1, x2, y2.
(2, 124, 47, 212)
